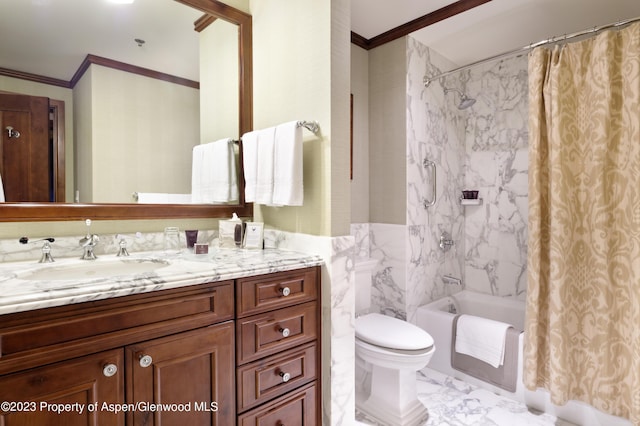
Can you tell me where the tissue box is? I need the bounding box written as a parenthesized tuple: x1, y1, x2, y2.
(219, 219, 243, 248)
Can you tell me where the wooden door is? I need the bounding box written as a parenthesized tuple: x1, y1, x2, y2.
(126, 322, 235, 426)
(0, 348, 125, 426)
(0, 93, 51, 201)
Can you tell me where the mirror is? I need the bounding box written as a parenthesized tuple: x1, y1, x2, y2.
(0, 0, 252, 221)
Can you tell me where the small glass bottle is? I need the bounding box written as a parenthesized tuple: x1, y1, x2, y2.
(163, 226, 180, 254)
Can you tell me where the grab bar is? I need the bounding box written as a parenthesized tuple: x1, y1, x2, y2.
(423, 158, 436, 208)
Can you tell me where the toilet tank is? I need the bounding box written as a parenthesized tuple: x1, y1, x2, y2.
(355, 258, 379, 313)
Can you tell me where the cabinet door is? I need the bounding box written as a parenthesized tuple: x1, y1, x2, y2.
(0, 348, 124, 426)
(126, 322, 234, 426)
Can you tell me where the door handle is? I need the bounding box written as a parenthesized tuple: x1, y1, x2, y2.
(5, 126, 20, 139)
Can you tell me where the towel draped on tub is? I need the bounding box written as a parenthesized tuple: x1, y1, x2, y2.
(451, 314, 521, 392)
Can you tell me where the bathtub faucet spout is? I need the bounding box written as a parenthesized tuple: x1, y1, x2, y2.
(443, 275, 463, 288)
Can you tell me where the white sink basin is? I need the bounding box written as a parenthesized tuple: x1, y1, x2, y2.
(20, 258, 170, 281)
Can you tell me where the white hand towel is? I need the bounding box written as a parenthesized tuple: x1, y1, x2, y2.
(272, 121, 303, 206)
(191, 138, 238, 203)
(454, 314, 512, 368)
(254, 127, 277, 205)
(242, 130, 259, 202)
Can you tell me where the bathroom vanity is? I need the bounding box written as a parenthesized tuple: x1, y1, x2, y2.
(0, 250, 322, 425)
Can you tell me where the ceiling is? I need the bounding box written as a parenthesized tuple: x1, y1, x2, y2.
(2, 0, 640, 84)
(352, 0, 640, 68)
(0, 0, 202, 82)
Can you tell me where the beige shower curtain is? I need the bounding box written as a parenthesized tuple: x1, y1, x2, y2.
(525, 22, 640, 423)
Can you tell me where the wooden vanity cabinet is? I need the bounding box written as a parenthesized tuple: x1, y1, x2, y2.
(0, 281, 235, 426)
(236, 267, 321, 425)
(0, 265, 322, 426)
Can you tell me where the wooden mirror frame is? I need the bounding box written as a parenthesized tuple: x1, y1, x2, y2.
(0, 0, 252, 222)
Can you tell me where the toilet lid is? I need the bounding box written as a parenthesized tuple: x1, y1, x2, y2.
(355, 313, 434, 351)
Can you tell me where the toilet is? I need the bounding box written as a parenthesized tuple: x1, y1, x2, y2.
(354, 258, 435, 426)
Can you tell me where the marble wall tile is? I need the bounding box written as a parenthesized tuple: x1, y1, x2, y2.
(350, 223, 371, 259)
(0, 229, 218, 263)
(407, 37, 466, 312)
(368, 223, 406, 319)
(463, 55, 529, 299)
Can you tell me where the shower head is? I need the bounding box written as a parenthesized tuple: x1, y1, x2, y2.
(444, 88, 476, 110)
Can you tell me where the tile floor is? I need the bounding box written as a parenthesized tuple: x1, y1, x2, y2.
(356, 368, 575, 426)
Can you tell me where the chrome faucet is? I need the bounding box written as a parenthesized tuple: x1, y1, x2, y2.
(19, 236, 56, 263)
(79, 219, 99, 260)
(114, 232, 142, 257)
(439, 232, 455, 252)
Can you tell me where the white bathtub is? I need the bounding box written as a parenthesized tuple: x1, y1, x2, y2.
(416, 290, 631, 426)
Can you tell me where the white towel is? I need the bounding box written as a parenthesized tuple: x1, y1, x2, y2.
(136, 193, 192, 204)
(242, 127, 276, 204)
(254, 127, 277, 205)
(272, 121, 303, 206)
(191, 138, 238, 203)
(242, 130, 259, 202)
(0, 172, 4, 202)
(454, 314, 512, 368)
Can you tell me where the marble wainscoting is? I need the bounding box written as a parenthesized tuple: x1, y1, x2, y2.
(462, 54, 529, 299)
(351, 221, 464, 323)
(264, 229, 356, 426)
(351, 223, 406, 319)
(0, 229, 219, 263)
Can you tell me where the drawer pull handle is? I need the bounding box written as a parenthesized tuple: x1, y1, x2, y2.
(103, 363, 118, 377)
(279, 371, 291, 383)
(279, 327, 290, 338)
(279, 286, 291, 297)
(139, 354, 153, 368)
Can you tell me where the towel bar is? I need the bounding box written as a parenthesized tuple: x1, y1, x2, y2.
(296, 120, 320, 134)
(232, 120, 320, 145)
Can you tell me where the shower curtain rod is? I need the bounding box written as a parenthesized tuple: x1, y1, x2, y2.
(423, 15, 640, 87)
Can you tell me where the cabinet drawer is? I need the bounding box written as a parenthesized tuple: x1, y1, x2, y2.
(236, 267, 318, 317)
(237, 302, 317, 365)
(238, 382, 316, 426)
(237, 342, 316, 412)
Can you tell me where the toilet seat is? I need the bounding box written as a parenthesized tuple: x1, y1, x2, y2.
(356, 313, 434, 351)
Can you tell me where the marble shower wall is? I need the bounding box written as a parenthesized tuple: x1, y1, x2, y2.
(406, 37, 466, 321)
(462, 55, 529, 299)
(351, 38, 529, 322)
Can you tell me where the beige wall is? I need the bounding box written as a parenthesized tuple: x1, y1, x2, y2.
(0, 75, 75, 201)
(200, 18, 239, 142)
(350, 45, 370, 223)
(73, 70, 93, 202)
(369, 38, 407, 225)
(250, 0, 351, 237)
(75, 65, 199, 203)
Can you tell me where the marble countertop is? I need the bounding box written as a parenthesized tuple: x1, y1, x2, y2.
(0, 248, 323, 315)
